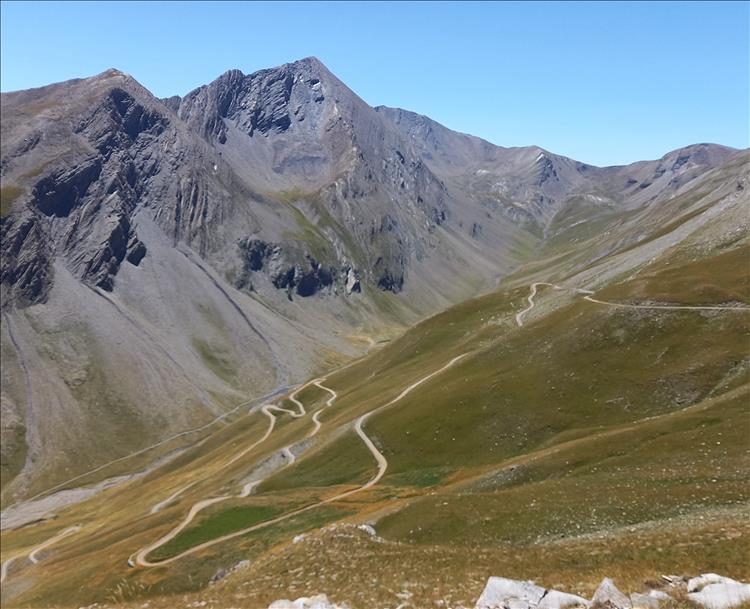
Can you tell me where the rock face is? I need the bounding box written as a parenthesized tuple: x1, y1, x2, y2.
(0, 74, 172, 304)
(0, 212, 53, 307)
(235, 238, 340, 298)
(3, 59, 738, 313)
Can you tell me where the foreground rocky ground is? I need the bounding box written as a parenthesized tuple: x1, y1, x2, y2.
(268, 573, 750, 609)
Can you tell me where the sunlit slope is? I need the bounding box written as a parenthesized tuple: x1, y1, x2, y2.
(377, 384, 748, 545)
(505, 150, 748, 290)
(1, 229, 748, 606)
(260, 252, 747, 487)
(129, 241, 750, 564)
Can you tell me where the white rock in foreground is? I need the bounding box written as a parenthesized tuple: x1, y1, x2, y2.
(689, 574, 742, 593)
(357, 523, 377, 537)
(475, 577, 590, 609)
(539, 590, 591, 609)
(630, 590, 671, 609)
(592, 578, 632, 609)
(268, 594, 346, 609)
(475, 577, 547, 609)
(688, 583, 750, 609)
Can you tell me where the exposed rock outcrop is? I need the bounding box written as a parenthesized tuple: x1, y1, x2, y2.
(629, 591, 671, 609)
(1, 74, 168, 302)
(475, 578, 547, 609)
(592, 578, 632, 609)
(475, 577, 589, 609)
(473, 575, 750, 609)
(236, 238, 347, 299)
(0, 212, 53, 307)
(688, 575, 750, 609)
(268, 594, 347, 609)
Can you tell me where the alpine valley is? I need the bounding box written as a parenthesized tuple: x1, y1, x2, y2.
(0, 57, 748, 609)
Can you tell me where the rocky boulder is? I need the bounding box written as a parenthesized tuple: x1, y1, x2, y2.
(592, 578, 632, 609)
(268, 594, 347, 609)
(630, 591, 671, 609)
(475, 578, 546, 609)
(689, 574, 744, 593)
(540, 591, 592, 609)
(475, 577, 589, 609)
(687, 574, 750, 609)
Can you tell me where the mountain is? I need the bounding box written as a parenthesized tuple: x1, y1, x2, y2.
(0, 57, 748, 608)
(0, 57, 744, 509)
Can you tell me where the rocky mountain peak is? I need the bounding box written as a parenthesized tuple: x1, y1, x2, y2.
(1, 61, 742, 313)
(177, 56, 347, 141)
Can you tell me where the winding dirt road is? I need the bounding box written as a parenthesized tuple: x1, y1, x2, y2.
(10, 281, 747, 579)
(129, 377, 325, 567)
(309, 380, 338, 438)
(0, 525, 81, 584)
(582, 294, 750, 311)
(515, 282, 749, 327)
(150, 483, 196, 515)
(131, 353, 467, 567)
(515, 282, 562, 326)
(22, 384, 291, 505)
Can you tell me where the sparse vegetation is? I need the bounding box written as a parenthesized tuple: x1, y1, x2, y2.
(0, 184, 24, 216)
(192, 337, 238, 383)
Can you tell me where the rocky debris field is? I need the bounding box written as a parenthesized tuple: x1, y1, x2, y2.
(266, 573, 750, 609)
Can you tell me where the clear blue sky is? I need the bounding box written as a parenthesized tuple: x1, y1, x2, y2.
(1, 1, 748, 166)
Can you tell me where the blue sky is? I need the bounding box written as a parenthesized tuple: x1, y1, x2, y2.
(1, 1, 747, 166)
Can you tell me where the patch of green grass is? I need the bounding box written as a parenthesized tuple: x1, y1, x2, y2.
(377, 388, 750, 546)
(257, 431, 374, 492)
(0, 184, 23, 216)
(149, 505, 283, 560)
(332, 292, 747, 478)
(257, 269, 747, 548)
(384, 467, 451, 488)
(597, 244, 750, 305)
(129, 504, 355, 604)
(268, 187, 316, 205)
(191, 337, 237, 383)
(267, 189, 334, 264)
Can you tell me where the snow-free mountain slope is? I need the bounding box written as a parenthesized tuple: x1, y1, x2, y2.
(0, 57, 745, 514)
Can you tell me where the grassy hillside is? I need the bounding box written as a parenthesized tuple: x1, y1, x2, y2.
(1, 193, 748, 608)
